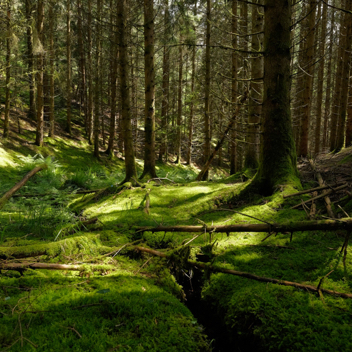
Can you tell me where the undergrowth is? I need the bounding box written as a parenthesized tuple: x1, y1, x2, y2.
(1, 136, 352, 351)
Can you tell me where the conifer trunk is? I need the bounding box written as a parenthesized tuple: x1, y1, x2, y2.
(230, 0, 238, 175)
(35, 0, 44, 147)
(66, 0, 72, 135)
(253, 0, 298, 194)
(202, 0, 212, 180)
(117, 0, 138, 183)
(3, 1, 11, 139)
(175, 44, 183, 164)
(140, 0, 157, 179)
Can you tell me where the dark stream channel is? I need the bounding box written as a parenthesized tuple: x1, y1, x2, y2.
(178, 266, 264, 352)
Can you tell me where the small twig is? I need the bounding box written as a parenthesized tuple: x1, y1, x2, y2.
(261, 232, 274, 242)
(67, 326, 82, 339)
(134, 257, 152, 275)
(338, 205, 350, 218)
(183, 233, 204, 247)
(317, 270, 334, 290)
(218, 208, 273, 225)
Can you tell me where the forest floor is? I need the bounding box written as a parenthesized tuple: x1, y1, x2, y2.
(1, 114, 352, 351)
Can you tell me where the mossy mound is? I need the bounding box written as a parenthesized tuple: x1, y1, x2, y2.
(0, 273, 209, 352)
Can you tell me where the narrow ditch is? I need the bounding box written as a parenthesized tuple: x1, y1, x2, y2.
(177, 265, 264, 352)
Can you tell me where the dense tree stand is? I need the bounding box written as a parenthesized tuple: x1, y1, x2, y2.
(251, 0, 299, 195)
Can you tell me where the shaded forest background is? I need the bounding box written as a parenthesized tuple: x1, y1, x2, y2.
(1, 0, 351, 176)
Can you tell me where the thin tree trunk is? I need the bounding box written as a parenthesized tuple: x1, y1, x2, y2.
(48, 2, 55, 137)
(118, 0, 138, 184)
(175, 43, 183, 164)
(94, 0, 102, 158)
(3, 1, 11, 139)
(330, 0, 346, 151)
(77, 0, 86, 133)
(26, 0, 36, 120)
(345, 74, 352, 146)
(298, 0, 316, 157)
(106, 5, 118, 157)
(87, 0, 93, 144)
(35, 0, 44, 147)
(140, 0, 157, 179)
(202, 0, 212, 180)
(66, 0, 72, 135)
(322, 0, 335, 149)
(244, 0, 263, 168)
(158, 0, 170, 163)
(314, 1, 327, 154)
(335, 0, 352, 151)
(230, 0, 238, 175)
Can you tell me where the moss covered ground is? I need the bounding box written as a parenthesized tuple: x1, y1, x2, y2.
(1, 134, 352, 351)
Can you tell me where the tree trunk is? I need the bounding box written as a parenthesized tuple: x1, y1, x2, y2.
(314, 1, 327, 154)
(244, 0, 263, 168)
(77, 0, 86, 134)
(117, 0, 138, 184)
(3, 1, 11, 139)
(94, 0, 102, 158)
(322, 0, 335, 150)
(35, 0, 44, 147)
(330, 0, 346, 151)
(345, 74, 352, 146)
(158, 0, 170, 163)
(175, 43, 183, 164)
(140, 0, 157, 179)
(230, 0, 238, 175)
(252, 0, 298, 194)
(298, 0, 316, 157)
(66, 0, 72, 135)
(87, 0, 93, 144)
(48, 2, 55, 138)
(26, 0, 36, 120)
(335, 0, 352, 151)
(106, 2, 119, 157)
(202, 0, 212, 180)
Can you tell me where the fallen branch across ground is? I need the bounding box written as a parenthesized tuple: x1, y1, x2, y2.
(0, 262, 115, 273)
(0, 163, 48, 209)
(290, 183, 348, 210)
(136, 218, 352, 234)
(134, 246, 352, 300)
(283, 182, 345, 198)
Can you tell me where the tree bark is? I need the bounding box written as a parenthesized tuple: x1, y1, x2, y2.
(202, 0, 212, 180)
(314, 1, 327, 154)
(298, 0, 316, 157)
(175, 43, 183, 164)
(140, 0, 157, 179)
(48, 2, 55, 138)
(117, 0, 138, 184)
(35, 0, 44, 147)
(158, 0, 170, 162)
(252, 0, 298, 194)
(244, 0, 263, 168)
(66, 0, 72, 135)
(230, 0, 238, 175)
(87, 0, 93, 144)
(3, 1, 11, 139)
(26, 0, 36, 120)
(335, 0, 352, 151)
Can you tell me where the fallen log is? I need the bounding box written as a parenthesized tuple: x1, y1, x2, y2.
(283, 182, 344, 198)
(0, 163, 48, 210)
(291, 184, 348, 210)
(134, 246, 352, 300)
(136, 218, 352, 234)
(12, 189, 104, 198)
(0, 262, 115, 272)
